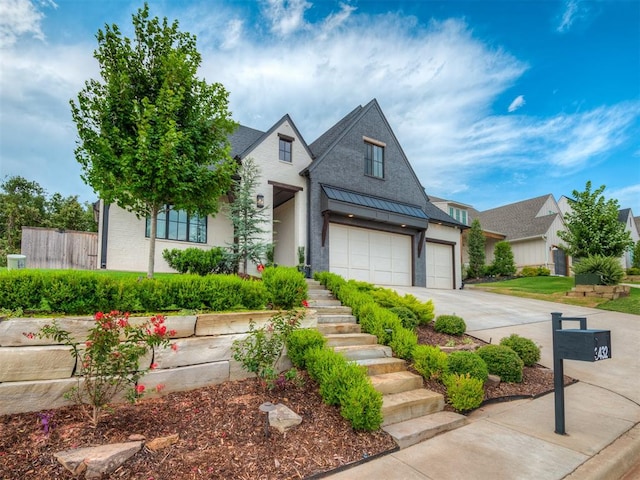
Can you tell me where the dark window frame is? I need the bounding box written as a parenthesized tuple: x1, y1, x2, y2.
(365, 142, 384, 178)
(145, 205, 207, 243)
(279, 136, 293, 162)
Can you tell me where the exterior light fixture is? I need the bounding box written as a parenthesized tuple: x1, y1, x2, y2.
(347, 214, 354, 218)
(401, 224, 406, 228)
(256, 194, 264, 209)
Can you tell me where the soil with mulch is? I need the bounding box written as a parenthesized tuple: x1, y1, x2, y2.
(0, 323, 571, 479)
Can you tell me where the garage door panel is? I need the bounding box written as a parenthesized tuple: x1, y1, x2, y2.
(426, 242, 453, 289)
(330, 224, 411, 286)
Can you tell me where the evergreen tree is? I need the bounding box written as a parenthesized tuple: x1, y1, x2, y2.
(226, 158, 269, 274)
(491, 241, 516, 276)
(632, 240, 640, 270)
(558, 181, 633, 259)
(466, 218, 485, 278)
(70, 4, 237, 278)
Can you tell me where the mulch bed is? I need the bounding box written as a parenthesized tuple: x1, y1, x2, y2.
(0, 323, 572, 479)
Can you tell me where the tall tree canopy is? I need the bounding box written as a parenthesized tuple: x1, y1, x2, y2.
(466, 218, 485, 278)
(70, 3, 238, 277)
(558, 181, 633, 259)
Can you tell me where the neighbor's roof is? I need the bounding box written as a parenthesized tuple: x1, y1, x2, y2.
(474, 194, 558, 240)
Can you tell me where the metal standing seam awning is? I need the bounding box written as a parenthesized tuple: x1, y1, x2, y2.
(320, 184, 430, 255)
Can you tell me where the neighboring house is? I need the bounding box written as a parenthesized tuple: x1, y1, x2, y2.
(97, 99, 466, 288)
(618, 208, 639, 269)
(432, 195, 569, 276)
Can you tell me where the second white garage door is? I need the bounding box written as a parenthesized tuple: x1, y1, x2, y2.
(426, 242, 453, 289)
(329, 224, 411, 286)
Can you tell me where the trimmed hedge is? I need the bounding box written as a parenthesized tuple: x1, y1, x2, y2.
(262, 266, 307, 310)
(444, 373, 484, 412)
(0, 270, 267, 315)
(413, 345, 448, 381)
(499, 334, 540, 367)
(476, 344, 524, 383)
(434, 315, 466, 336)
(447, 351, 488, 383)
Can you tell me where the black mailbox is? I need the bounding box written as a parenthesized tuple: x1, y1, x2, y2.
(555, 329, 611, 362)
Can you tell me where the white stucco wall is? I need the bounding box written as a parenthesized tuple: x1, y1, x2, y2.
(273, 198, 297, 266)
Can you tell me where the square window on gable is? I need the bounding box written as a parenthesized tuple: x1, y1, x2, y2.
(364, 137, 385, 179)
(278, 134, 293, 162)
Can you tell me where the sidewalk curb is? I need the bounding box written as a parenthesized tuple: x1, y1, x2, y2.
(563, 422, 640, 480)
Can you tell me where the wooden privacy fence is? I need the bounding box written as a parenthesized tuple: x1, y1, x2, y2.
(21, 227, 98, 270)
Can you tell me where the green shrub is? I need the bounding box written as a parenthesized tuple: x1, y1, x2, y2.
(499, 334, 540, 367)
(389, 306, 419, 330)
(285, 329, 326, 369)
(372, 288, 434, 325)
(262, 266, 307, 309)
(434, 315, 466, 336)
(389, 327, 418, 360)
(358, 303, 402, 345)
(337, 283, 375, 317)
(446, 351, 488, 382)
(627, 267, 640, 276)
(521, 266, 551, 277)
(491, 241, 516, 276)
(340, 377, 383, 431)
(444, 373, 484, 412)
(413, 345, 448, 380)
(476, 344, 524, 383)
(573, 255, 624, 286)
(162, 247, 234, 275)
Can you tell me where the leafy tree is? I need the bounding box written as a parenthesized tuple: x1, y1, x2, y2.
(558, 181, 633, 259)
(0, 176, 47, 264)
(46, 193, 97, 232)
(70, 4, 237, 278)
(491, 241, 516, 276)
(632, 241, 640, 269)
(226, 157, 269, 274)
(466, 218, 485, 278)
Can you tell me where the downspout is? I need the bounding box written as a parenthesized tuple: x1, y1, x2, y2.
(100, 203, 110, 269)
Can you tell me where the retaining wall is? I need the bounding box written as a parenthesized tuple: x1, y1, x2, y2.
(0, 310, 316, 416)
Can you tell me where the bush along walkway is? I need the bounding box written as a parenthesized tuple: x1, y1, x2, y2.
(306, 279, 467, 449)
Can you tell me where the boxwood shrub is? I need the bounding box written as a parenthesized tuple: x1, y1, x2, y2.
(446, 351, 488, 383)
(434, 315, 466, 336)
(499, 334, 540, 367)
(261, 266, 307, 310)
(285, 329, 327, 369)
(476, 344, 524, 383)
(413, 345, 448, 381)
(443, 373, 484, 412)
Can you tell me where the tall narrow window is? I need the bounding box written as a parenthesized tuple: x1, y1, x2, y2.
(279, 138, 292, 162)
(365, 142, 384, 178)
(146, 205, 207, 243)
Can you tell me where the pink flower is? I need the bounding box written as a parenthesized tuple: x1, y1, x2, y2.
(150, 363, 158, 370)
(117, 318, 128, 328)
(95, 312, 104, 321)
(301, 299, 310, 308)
(22, 332, 35, 340)
(154, 325, 167, 336)
(135, 385, 145, 394)
(257, 264, 265, 272)
(171, 343, 178, 352)
(85, 341, 93, 348)
(155, 384, 165, 393)
(169, 329, 177, 337)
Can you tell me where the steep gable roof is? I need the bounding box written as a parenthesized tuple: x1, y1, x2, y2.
(476, 194, 558, 240)
(618, 208, 632, 223)
(308, 105, 364, 159)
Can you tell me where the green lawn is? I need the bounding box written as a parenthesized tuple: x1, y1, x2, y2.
(472, 276, 640, 315)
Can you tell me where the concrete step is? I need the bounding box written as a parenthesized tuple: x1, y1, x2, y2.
(316, 323, 361, 335)
(314, 306, 352, 315)
(307, 290, 335, 299)
(316, 314, 357, 324)
(382, 411, 468, 449)
(324, 333, 377, 347)
(370, 371, 424, 395)
(333, 344, 393, 361)
(308, 299, 342, 307)
(381, 389, 445, 427)
(356, 357, 407, 376)
(305, 281, 324, 290)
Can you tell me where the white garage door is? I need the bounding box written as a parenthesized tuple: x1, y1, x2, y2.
(426, 242, 453, 289)
(330, 224, 411, 286)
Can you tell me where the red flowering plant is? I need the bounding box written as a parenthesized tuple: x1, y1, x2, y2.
(35, 311, 176, 426)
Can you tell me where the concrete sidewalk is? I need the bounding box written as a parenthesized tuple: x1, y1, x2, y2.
(324, 288, 640, 479)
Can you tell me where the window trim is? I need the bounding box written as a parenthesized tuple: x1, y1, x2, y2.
(364, 141, 385, 179)
(278, 134, 293, 163)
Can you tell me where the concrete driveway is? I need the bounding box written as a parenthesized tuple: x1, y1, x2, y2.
(390, 286, 640, 406)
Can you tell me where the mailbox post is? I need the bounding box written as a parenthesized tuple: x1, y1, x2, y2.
(551, 312, 611, 435)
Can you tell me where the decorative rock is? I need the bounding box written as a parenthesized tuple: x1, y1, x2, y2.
(54, 441, 142, 479)
(146, 433, 179, 452)
(486, 374, 501, 388)
(269, 403, 302, 434)
(128, 434, 146, 441)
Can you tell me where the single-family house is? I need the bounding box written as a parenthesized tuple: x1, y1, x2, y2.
(618, 208, 639, 270)
(432, 194, 569, 276)
(96, 99, 466, 288)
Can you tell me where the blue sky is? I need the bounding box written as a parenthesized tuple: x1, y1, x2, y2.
(1, 0, 639, 214)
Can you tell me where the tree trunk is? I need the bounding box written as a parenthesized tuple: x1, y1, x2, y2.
(147, 205, 158, 279)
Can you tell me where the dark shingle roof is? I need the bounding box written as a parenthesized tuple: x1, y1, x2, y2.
(229, 125, 265, 158)
(309, 105, 364, 159)
(619, 208, 631, 223)
(476, 194, 557, 240)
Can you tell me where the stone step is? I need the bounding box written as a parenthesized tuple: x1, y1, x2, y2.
(314, 306, 353, 315)
(382, 411, 468, 449)
(305, 281, 324, 290)
(381, 389, 445, 427)
(307, 290, 335, 299)
(333, 344, 393, 361)
(370, 371, 424, 395)
(356, 357, 407, 376)
(316, 314, 357, 324)
(324, 333, 377, 347)
(316, 323, 361, 335)
(307, 299, 342, 307)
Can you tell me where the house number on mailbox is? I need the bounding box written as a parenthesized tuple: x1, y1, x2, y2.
(594, 345, 609, 361)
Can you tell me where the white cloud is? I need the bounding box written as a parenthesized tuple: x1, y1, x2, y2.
(0, 0, 56, 47)
(262, 0, 311, 37)
(221, 18, 244, 50)
(508, 95, 525, 112)
(607, 184, 640, 212)
(557, 0, 587, 33)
